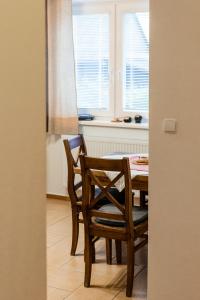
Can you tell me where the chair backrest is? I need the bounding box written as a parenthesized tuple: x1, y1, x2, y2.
(80, 155, 134, 234)
(63, 135, 87, 205)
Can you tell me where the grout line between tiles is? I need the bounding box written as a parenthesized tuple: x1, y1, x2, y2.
(47, 216, 69, 227)
(48, 285, 72, 293)
(62, 283, 84, 299)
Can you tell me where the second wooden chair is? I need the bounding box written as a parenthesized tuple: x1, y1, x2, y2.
(63, 134, 87, 255)
(63, 134, 125, 259)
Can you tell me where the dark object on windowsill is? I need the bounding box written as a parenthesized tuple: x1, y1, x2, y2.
(78, 114, 94, 121)
(134, 115, 142, 123)
(123, 116, 132, 123)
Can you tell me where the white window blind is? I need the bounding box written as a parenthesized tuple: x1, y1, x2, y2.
(122, 12, 149, 112)
(73, 14, 110, 111)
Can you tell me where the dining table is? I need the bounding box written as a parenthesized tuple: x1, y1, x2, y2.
(74, 153, 148, 205)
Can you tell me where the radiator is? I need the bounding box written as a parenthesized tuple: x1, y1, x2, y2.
(85, 139, 148, 157)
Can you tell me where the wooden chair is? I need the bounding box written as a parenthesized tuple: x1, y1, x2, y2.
(63, 134, 124, 259)
(63, 134, 87, 256)
(80, 155, 148, 297)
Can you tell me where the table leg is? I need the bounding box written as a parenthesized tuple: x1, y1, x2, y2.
(140, 191, 148, 207)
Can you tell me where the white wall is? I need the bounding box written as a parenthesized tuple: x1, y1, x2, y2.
(0, 1, 46, 300)
(149, 1, 200, 299)
(47, 134, 68, 196)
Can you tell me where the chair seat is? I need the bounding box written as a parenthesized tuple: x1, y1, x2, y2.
(96, 204, 148, 227)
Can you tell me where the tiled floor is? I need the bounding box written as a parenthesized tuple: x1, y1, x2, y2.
(47, 199, 147, 300)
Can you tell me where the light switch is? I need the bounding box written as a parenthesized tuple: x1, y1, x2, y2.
(163, 118, 177, 133)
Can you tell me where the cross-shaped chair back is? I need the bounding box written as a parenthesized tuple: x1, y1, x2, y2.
(80, 155, 134, 237)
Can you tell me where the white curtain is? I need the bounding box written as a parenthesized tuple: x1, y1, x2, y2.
(47, 0, 78, 134)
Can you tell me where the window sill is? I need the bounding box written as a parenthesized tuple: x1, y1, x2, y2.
(79, 120, 149, 130)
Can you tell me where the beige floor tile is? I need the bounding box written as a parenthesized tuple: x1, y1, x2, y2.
(48, 217, 81, 238)
(47, 236, 84, 269)
(66, 285, 118, 300)
(64, 270, 125, 300)
(48, 268, 84, 291)
(47, 287, 71, 300)
(48, 286, 56, 296)
(47, 239, 72, 268)
(47, 218, 72, 248)
(47, 199, 71, 225)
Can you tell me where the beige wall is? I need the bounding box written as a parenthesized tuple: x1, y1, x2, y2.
(0, 1, 46, 300)
(149, 1, 200, 299)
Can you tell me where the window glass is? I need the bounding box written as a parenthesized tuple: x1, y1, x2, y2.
(122, 12, 149, 112)
(73, 14, 110, 111)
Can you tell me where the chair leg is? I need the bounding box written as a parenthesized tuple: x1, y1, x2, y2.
(126, 239, 135, 297)
(84, 235, 93, 287)
(106, 239, 112, 265)
(92, 241, 96, 263)
(70, 208, 79, 256)
(115, 240, 122, 264)
(140, 191, 147, 208)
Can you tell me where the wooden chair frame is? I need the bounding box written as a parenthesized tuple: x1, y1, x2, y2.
(63, 134, 87, 255)
(63, 134, 116, 261)
(80, 155, 148, 297)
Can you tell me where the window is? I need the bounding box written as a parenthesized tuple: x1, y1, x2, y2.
(73, 1, 149, 118)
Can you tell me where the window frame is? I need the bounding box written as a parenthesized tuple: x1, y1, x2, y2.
(115, 0, 149, 119)
(73, 2, 115, 117)
(73, 0, 149, 119)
